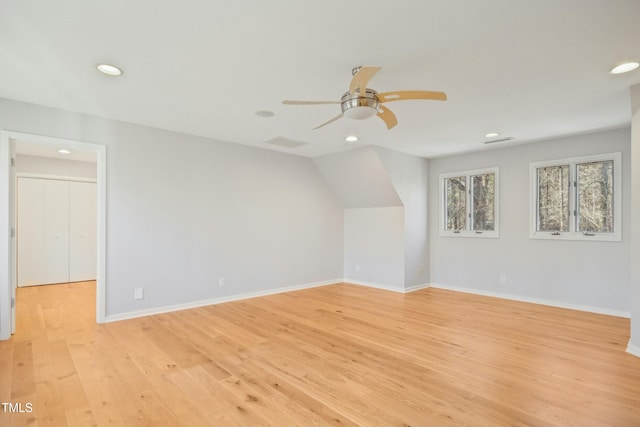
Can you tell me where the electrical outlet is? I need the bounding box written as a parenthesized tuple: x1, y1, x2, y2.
(218, 277, 225, 287)
(134, 288, 144, 300)
(500, 274, 507, 284)
(417, 268, 425, 277)
(355, 265, 360, 273)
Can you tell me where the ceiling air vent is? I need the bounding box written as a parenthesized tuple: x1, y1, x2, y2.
(264, 137, 308, 149)
(483, 137, 514, 145)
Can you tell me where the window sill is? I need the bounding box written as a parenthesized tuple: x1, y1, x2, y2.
(529, 232, 621, 242)
(440, 231, 500, 239)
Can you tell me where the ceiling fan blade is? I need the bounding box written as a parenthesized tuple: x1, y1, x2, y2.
(282, 100, 340, 105)
(313, 114, 343, 130)
(377, 105, 398, 129)
(376, 90, 447, 103)
(349, 65, 381, 95)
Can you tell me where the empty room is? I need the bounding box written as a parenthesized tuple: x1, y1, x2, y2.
(1, 0, 640, 426)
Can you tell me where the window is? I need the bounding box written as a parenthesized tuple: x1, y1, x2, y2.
(440, 167, 499, 237)
(530, 153, 621, 241)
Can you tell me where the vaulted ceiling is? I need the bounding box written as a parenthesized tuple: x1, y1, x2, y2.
(2, 0, 639, 158)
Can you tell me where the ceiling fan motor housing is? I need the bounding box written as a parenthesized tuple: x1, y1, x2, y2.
(341, 89, 379, 119)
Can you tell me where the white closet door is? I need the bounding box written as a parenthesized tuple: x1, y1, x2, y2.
(69, 181, 97, 282)
(17, 178, 46, 286)
(17, 178, 70, 286)
(42, 180, 70, 284)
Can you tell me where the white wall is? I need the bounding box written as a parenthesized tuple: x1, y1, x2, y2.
(0, 97, 344, 321)
(375, 148, 429, 288)
(344, 207, 405, 290)
(313, 146, 429, 291)
(16, 154, 97, 179)
(314, 147, 405, 289)
(312, 146, 402, 208)
(429, 128, 631, 315)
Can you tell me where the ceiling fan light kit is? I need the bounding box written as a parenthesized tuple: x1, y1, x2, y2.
(283, 65, 447, 130)
(341, 89, 379, 120)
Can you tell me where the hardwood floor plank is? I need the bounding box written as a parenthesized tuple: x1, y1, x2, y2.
(30, 340, 65, 426)
(163, 366, 243, 426)
(2, 281, 640, 426)
(172, 365, 271, 426)
(232, 358, 359, 426)
(0, 340, 14, 401)
(10, 340, 36, 399)
(64, 404, 97, 427)
(66, 339, 128, 426)
(49, 340, 88, 412)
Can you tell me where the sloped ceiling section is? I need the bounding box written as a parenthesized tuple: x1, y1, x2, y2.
(312, 146, 402, 209)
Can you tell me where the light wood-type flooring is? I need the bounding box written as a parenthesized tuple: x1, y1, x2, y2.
(1, 281, 640, 426)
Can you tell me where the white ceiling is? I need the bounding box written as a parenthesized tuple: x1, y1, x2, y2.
(1, 0, 639, 158)
(15, 140, 97, 163)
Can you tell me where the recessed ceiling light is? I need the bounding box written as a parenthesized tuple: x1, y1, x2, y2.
(58, 149, 71, 154)
(345, 135, 359, 143)
(485, 132, 500, 138)
(255, 110, 275, 118)
(610, 62, 639, 74)
(96, 63, 123, 76)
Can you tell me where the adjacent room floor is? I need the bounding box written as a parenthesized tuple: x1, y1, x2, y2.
(1, 281, 639, 426)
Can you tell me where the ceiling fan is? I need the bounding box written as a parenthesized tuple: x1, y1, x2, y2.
(282, 65, 447, 130)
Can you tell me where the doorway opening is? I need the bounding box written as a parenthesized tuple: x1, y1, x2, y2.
(0, 131, 106, 340)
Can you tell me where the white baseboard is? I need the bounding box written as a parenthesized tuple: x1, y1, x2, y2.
(344, 279, 404, 293)
(405, 283, 431, 293)
(345, 279, 430, 294)
(429, 283, 630, 318)
(627, 343, 640, 358)
(105, 278, 341, 323)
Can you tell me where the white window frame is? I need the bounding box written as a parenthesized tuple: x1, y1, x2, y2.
(439, 167, 499, 238)
(529, 152, 621, 242)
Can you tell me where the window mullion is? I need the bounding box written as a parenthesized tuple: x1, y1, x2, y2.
(535, 169, 541, 232)
(570, 162, 577, 234)
(467, 176, 472, 232)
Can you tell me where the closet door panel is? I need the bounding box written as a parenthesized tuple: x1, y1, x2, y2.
(69, 181, 97, 282)
(17, 178, 46, 287)
(43, 180, 70, 284)
(17, 178, 70, 286)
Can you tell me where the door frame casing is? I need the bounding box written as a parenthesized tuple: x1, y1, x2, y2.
(0, 131, 107, 340)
